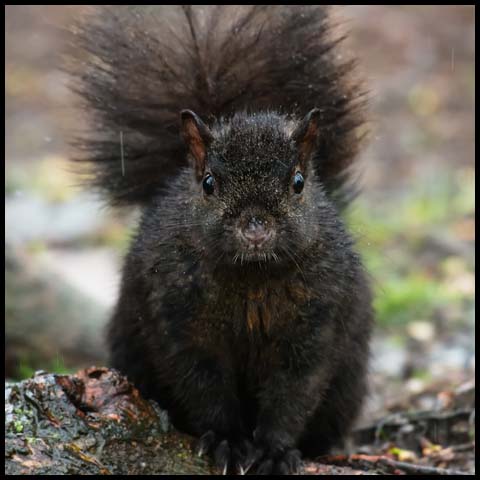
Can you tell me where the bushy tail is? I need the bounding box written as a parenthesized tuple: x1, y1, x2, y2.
(67, 5, 367, 206)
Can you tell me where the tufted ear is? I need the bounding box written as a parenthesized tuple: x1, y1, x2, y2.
(181, 110, 214, 180)
(291, 108, 321, 171)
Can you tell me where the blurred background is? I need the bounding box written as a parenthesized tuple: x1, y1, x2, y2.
(5, 5, 475, 428)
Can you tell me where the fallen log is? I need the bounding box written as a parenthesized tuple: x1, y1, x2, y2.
(5, 368, 213, 475)
(5, 368, 475, 475)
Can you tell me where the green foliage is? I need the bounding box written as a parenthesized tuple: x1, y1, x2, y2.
(347, 167, 474, 329)
(16, 354, 74, 381)
(373, 274, 452, 327)
(17, 361, 36, 381)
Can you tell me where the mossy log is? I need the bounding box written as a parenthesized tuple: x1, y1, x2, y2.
(5, 368, 214, 475)
(5, 368, 474, 475)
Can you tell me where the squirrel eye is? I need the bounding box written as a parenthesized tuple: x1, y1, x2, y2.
(202, 174, 215, 195)
(293, 171, 304, 194)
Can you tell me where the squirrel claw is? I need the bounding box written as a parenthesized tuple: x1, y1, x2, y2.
(195, 430, 216, 458)
(196, 432, 259, 475)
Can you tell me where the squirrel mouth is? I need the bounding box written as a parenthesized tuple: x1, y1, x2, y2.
(234, 225, 277, 264)
(232, 249, 279, 265)
(237, 224, 276, 249)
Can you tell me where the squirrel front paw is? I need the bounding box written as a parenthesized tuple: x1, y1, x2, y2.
(195, 430, 261, 475)
(254, 448, 302, 475)
(252, 428, 302, 474)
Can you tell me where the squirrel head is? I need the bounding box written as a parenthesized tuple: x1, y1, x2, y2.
(179, 109, 338, 267)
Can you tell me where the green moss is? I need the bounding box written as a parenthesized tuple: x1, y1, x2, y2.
(14, 420, 24, 433)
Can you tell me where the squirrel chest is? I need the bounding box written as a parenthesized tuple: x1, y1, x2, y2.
(162, 266, 315, 347)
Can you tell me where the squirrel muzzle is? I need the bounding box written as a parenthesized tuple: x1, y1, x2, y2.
(238, 216, 276, 250)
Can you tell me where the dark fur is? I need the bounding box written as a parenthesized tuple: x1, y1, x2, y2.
(69, 5, 373, 475)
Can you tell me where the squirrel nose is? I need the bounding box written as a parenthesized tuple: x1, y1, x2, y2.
(242, 217, 271, 246)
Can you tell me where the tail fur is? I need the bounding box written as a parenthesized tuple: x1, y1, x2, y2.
(67, 5, 367, 206)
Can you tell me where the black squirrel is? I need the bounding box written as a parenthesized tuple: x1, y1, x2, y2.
(68, 5, 373, 475)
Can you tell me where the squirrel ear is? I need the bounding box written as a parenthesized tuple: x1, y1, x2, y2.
(181, 110, 214, 180)
(291, 108, 321, 171)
